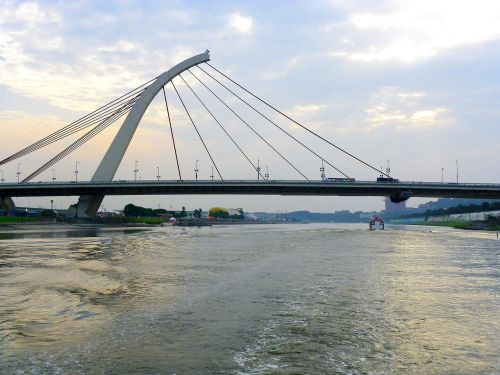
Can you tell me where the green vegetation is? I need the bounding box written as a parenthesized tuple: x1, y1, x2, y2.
(414, 216, 500, 231)
(401, 201, 500, 219)
(209, 207, 229, 219)
(0, 216, 41, 224)
(123, 203, 169, 217)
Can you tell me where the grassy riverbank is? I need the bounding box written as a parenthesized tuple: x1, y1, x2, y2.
(0, 216, 50, 225)
(414, 220, 500, 231)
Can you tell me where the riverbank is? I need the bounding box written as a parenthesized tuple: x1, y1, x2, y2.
(412, 220, 500, 231)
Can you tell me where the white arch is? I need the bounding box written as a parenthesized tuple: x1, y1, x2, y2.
(70, 51, 210, 219)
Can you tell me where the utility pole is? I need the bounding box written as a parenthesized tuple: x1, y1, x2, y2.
(134, 160, 139, 181)
(75, 161, 79, 182)
(257, 159, 261, 181)
(441, 167, 444, 183)
(156, 166, 160, 181)
(456, 160, 459, 183)
(17, 162, 21, 184)
(210, 165, 214, 181)
(194, 159, 199, 181)
(320, 160, 325, 180)
(51, 169, 56, 182)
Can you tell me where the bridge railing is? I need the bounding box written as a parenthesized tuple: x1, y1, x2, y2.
(1, 179, 500, 187)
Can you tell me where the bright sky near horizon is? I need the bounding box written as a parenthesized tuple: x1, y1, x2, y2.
(1, 0, 500, 213)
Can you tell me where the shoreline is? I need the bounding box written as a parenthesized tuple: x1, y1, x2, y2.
(409, 220, 500, 232)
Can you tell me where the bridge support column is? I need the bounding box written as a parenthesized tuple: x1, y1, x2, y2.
(0, 196, 16, 211)
(390, 191, 412, 203)
(66, 194, 104, 221)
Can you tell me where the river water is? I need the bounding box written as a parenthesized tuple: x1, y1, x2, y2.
(0, 223, 498, 374)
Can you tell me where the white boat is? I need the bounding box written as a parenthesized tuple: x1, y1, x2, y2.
(369, 214, 385, 230)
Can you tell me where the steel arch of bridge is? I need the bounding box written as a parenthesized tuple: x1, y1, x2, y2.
(70, 51, 211, 219)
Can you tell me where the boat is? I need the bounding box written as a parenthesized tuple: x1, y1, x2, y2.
(369, 214, 385, 230)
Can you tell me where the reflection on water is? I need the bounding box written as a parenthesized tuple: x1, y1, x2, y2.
(0, 224, 498, 374)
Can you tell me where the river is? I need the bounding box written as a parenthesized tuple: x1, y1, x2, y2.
(0, 223, 498, 374)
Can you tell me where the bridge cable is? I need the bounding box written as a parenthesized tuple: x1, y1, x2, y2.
(22, 101, 134, 183)
(1, 92, 143, 161)
(170, 80, 223, 181)
(0, 78, 154, 166)
(186, 70, 309, 181)
(178, 73, 265, 180)
(3, 94, 142, 163)
(205, 63, 390, 178)
(162, 87, 182, 181)
(196, 66, 350, 179)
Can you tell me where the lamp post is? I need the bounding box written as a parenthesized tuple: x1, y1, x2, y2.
(51, 169, 56, 182)
(17, 162, 21, 183)
(456, 160, 459, 183)
(75, 161, 79, 182)
(441, 167, 444, 183)
(194, 159, 199, 181)
(265, 165, 269, 181)
(156, 166, 160, 181)
(0, 169, 4, 183)
(210, 165, 214, 182)
(134, 160, 139, 181)
(257, 159, 261, 182)
(320, 160, 325, 180)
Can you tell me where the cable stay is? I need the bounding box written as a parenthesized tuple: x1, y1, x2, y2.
(170, 81, 223, 181)
(0, 78, 155, 167)
(178, 73, 265, 180)
(205, 62, 390, 178)
(196, 66, 350, 179)
(162, 87, 182, 181)
(22, 101, 134, 183)
(186, 70, 309, 181)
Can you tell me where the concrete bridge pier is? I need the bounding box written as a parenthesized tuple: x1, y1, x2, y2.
(0, 196, 15, 211)
(66, 194, 104, 222)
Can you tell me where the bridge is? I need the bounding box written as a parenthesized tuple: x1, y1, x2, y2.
(1, 50, 499, 219)
(1, 180, 500, 200)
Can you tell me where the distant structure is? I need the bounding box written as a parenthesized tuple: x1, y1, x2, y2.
(384, 197, 406, 212)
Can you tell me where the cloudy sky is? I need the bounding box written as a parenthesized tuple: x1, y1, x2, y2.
(1, 0, 499, 213)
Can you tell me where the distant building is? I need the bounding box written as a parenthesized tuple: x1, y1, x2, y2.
(384, 197, 406, 212)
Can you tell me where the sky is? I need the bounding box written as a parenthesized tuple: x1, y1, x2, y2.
(1, 0, 500, 213)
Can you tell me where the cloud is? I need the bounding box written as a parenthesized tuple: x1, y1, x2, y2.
(363, 87, 449, 130)
(228, 14, 253, 34)
(328, 0, 500, 63)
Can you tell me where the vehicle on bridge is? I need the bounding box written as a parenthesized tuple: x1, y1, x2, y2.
(325, 177, 356, 182)
(376, 177, 400, 183)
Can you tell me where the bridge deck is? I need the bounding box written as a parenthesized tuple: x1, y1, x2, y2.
(1, 180, 500, 199)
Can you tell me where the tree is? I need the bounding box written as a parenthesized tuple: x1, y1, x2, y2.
(209, 207, 229, 219)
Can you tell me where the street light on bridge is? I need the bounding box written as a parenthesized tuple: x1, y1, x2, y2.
(441, 167, 444, 183)
(51, 169, 56, 182)
(456, 160, 459, 183)
(75, 161, 79, 182)
(257, 159, 261, 182)
(134, 160, 139, 181)
(17, 162, 21, 184)
(156, 166, 160, 181)
(0, 169, 4, 183)
(194, 159, 199, 181)
(265, 165, 269, 181)
(210, 165, 214, 182)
